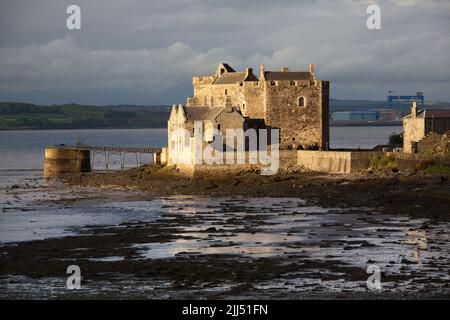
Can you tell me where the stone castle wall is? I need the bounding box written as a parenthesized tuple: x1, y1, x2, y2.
(403, 117, 425, 153)
(264, 80, 329, 150)
(297, 150, 381, 173)
(190, 68, 329, 150)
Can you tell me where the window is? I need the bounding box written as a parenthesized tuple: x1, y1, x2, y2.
(224, 89, 227, 95)
(298, 97, 306, 108)
(290, 81, 295, 86)
(270, 81, 276, 86)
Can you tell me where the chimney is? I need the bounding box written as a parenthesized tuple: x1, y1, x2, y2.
(280, 67, 289, 72)
(225, 97, 233, 113)
(411, 101, 417, 118)
(245, 67, 253, 79)
(309, 63, 315, 80)
(259, 64, 265, 80)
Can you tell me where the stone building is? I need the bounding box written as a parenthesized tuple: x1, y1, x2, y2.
(187, 63, 329, 149)
(168, 62, 330, 167)
(167, 99, 247, 165)
(403, 101, 450, 153)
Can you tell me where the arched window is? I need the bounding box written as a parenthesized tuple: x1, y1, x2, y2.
(298, 96, 306, 107)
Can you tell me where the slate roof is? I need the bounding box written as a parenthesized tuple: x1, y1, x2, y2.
(264, 71, 311, 81)
(212, 72, 258, 85)
(405, 108, 450, 119)
(412, 109, 450, 119)
(184, 106, 224, 121)
(213, 72, 247, 85)
(220, 63, 235, 72)
(419, 109, 450, 118)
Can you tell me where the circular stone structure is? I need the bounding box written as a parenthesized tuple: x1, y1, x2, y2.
(44, 147, 91, 176)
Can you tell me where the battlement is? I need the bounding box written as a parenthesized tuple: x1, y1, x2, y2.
(192, 76, 215, 84)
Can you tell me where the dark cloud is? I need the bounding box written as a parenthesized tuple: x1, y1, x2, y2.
(0, 0, 449, 104)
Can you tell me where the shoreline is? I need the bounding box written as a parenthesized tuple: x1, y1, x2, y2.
(0, 123, 403, 131)
(65, 165, 450, 218)
(0, 126, 168, 131)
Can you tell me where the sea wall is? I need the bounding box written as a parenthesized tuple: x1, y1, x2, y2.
(297, 150, 381, 173)
(173, 150, 298, 177)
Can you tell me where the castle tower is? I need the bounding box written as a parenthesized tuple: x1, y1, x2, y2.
(188, 62, 329, 150)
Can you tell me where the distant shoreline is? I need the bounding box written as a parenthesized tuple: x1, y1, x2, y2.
(0, 123, 403, 130)
(0, 126, 167, 131)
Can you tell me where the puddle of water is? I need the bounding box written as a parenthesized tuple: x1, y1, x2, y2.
(87, 256, 125, 262)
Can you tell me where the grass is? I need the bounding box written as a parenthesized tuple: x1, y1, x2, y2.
(425, 164, 450, 174)
(419, 147, 435, 157)
(370, 154, 398, 171)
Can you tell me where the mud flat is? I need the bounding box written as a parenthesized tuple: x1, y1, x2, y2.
(1, 167, 449, 299)
(68, 165, 450, 219)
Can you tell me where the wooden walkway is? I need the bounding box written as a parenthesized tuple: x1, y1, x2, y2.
(46, 144, 163, 172)
(46, 144, 162, 153)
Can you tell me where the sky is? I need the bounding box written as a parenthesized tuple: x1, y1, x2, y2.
(0, 0, 449, 105)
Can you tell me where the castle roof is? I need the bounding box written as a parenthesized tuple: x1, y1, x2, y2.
(418, 108, 450, 118)
(184, 106, 224, 121)
(404, 108, 450, 119)
(212, 71, 258, 85)
(219, 63, 235, 73)
(263, 71, 312, 81)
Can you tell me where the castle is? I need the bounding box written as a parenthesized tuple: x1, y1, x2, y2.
(167, 63, 330, 167)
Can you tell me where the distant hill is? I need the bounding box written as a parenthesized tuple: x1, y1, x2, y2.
(0, 102, 171, 129)
(1, 99, 449, 129)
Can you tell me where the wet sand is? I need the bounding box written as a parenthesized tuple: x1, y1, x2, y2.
(1, 168, 449, 299)
(70, 165, 450, 218)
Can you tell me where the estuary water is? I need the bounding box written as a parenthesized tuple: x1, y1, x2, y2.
(0, 126, 401, 171)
